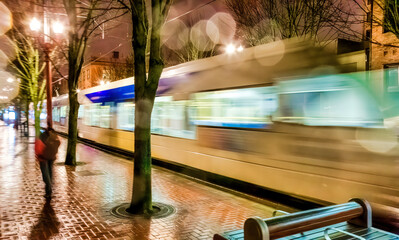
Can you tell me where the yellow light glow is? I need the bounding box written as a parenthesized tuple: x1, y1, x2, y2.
(30, 18, 41, 31)
(52, 21, 64, 34)
(225, 44, 236, 54)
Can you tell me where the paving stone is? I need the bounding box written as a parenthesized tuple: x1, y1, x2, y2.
(0, 125, 284, 239)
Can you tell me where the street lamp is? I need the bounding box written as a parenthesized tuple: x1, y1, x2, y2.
(225, 43, 244, 54)
(29, 15, 64, 129)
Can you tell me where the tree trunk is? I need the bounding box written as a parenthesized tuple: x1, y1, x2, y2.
(128, 98, 154, 214)
(65, 91, 79, 165)
(25, 100, 29, 137)
(127, 0, 171, 215)
(34, 106, 41, 137)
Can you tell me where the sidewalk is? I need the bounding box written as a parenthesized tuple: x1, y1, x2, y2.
(0, 126, 289, 240)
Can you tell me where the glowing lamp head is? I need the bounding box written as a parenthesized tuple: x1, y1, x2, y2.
(225, 44, 236, 54)
(7, 77, 14, 83)
(52, 21, 64, 34)
(100, 80, 105, 86)
(30, 18, 41, 31)
(237, 45, 244, 52)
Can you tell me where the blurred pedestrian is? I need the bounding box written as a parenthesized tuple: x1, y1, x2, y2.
(35, 127, 60, 199)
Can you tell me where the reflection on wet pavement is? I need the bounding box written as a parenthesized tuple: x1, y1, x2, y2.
(0, 126, 283, 239)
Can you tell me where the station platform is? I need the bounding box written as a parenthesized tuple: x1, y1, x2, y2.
(0, 125, 294, 240)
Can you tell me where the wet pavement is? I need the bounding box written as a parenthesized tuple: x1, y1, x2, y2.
(0, 125, 291, 240)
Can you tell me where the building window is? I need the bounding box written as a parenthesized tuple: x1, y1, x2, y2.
(365, 29, 371, 40)
(112, 51, 119, 59)
(385, 64, 399, 91)
(366, 12, 371, 22)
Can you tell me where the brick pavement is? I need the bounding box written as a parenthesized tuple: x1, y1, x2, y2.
(0, 125, 291, 240)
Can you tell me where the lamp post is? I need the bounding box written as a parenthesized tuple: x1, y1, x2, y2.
(29, 15, 64, 129)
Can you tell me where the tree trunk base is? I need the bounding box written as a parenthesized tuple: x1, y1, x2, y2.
(65, 154, 76, 166)
(111, 202, 175, 219)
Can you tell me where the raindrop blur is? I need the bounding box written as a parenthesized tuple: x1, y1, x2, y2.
(0, 71, 19, 103)
(225, 43, 236, 54)
(52, 20, 64, 34)
(254, 40, 285, 66)
(162, 19, 189, 50)
(29, 17, 41, 31)
(190, 20, 215, 51)
(0, 35, 16, 60)
(356, 128, 398, 153)
(208, 13, 236, 45)
(0, 50, 8, 68)
(0, 2, 12, 35)
(206, 20, 219, 45)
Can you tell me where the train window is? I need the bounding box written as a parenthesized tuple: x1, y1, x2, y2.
(83, 105, 91, 126)
(60, 106, 67, 118)
(90, 103, 101, 126)
(191, 87, 277, 128)
(276, 76, 383, 127)
(53, 107, 60, 122)
(151, 97, 196, 139)
(78, 105, 84, 119)
(385, 65, 399, 92)
(99, 103, 112, 128)
(117, 102, 135, 131)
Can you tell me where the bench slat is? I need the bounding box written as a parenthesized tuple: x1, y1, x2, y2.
(214, 223, 398, 240)
(214, 230, 245, 240)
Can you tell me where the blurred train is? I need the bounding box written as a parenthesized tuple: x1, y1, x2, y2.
(47, 40, 399, 223)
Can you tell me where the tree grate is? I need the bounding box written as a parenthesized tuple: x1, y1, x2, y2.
(110, 202, 176, 219)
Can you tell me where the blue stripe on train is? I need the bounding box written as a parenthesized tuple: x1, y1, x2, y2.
(192, 120, 268, 129)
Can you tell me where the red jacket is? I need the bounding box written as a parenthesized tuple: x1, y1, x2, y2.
(35, 138, 46, 162)
(35, 131, 60, 161)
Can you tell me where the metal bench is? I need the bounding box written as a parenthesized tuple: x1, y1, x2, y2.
(214, 199, 399, 240)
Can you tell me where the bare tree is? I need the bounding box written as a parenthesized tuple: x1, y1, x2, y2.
(107, 55, 134, 81)
(353, 0, 399, 44)
(117, 0, 172, 215)
(382, 0, 399, 38)
(60, 0, 127, 165)
(225, 0, 357, 46)
(161, 8, 219, 64)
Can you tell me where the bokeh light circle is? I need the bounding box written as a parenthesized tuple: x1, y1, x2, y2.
(356, 128, 398, 153)
(0, 2, 12, 35)
(0, 49, 9, 68)
(190, 20, 216, 51)
(0, 35, 16, 60)
(208, 12, 236, 45)
(254, 40, 285, 66)
(161, 19, 189, 50)
(206, 20, 219, 45)
(0, 71, 19, 103)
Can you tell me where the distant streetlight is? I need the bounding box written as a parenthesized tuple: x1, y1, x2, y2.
(52, 20, 64, 34)
(225, 43, 244, 54)
(29, 15, 64, 129)
(225, 44, 236, 54)
(29, 17, 41, 31)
